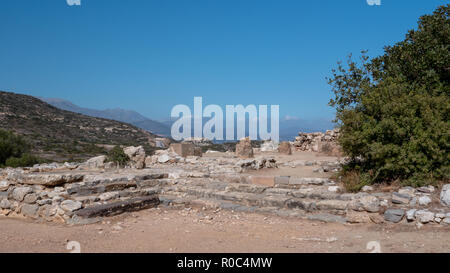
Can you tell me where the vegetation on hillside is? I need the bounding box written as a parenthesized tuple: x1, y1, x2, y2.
(107, 145, 130, 166)
(0, 91, 156, 162)
(328, 5, 449, 189)
(0, 129, 45, 167)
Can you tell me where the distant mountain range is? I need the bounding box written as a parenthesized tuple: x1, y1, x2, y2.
(42, 98, 171, 136)
(42, 97, 335, 142)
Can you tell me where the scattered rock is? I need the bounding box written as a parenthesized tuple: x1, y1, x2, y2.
(360, 196, 380, 213)
(392, 192, 411, 205)
(384, 209, 405, 223)
(327, 186, 340, 193)
(235, 137, 254, 158)
(12, 187, 33, 201)
(260, 141, 278, 152)
(0, 199, 11, 209)
(157, 154, 172, 163)
(60, 200, 83, 212)
(443, 218, 450, 225)
(21, 204, 39, 218)
(123, 146, 146, 169)
(406, 209, 417, 221)
(417, 185, 435, 194)
(361, 185, 374, 192)
(0, 180, 9, 191)
(278, 142, 292, 155)
(398, 187, 416, 198)
(418, 196, 432, 206)
(440, 184, 450, 207)
(86, 155, 107, 168)
(23, 193, 38, 204)
(415, 210, 435, 223)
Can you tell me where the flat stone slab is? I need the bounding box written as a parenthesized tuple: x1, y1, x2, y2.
(74, 195, 160, 218)
(307, 213, 347, 224)
(9, 173, 84, 186)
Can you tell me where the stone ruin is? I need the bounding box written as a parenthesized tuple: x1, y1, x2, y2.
(0, 139, 449, 227)
(293, 129, 341, 155)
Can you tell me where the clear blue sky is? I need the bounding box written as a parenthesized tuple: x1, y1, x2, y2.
(0, 0, 446, 120)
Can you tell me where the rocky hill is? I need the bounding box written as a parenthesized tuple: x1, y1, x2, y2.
(0, 91, 157, 161)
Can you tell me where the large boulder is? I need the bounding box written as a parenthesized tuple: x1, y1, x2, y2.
(260, 141, 278, 152)
(85, 155, 107, 169)
(278, 142, 292, 155)
(384, 209, 405, 223)
(169, 143, 200, 157)
(235, 137, 254, 158)
(440, 184, 450, 207)
(12, 187, 33, 201)
(123, 146, 146, 169)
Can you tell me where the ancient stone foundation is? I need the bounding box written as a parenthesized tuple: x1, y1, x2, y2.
(292, 129, 342, 157)
(1, 144, 449, 227)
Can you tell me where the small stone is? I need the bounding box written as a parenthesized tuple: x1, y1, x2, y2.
(417, 186, 434, 193)
(0, 199, 11, 209)
(440, 184, 450, 207)
(0, 181, 9, 191)
(442, 218, 450, 225)
(360, 196, 380, 213)
(384, 209, 405, 223)
(12, 187, 33, 202)
(37, 199, 52, 206)
(23, 193, 38, 204)
(435, 218, 442, 223)
(392, 193, 411, 204)
(418, 196, 432, 206)
(278, 142, 292, 155)
(235, 137, 254, 158)
(60, 200, 82, 212)
(369, 214, 385, 224)
(435, 213, 445, 219)
(398, 187, 416, 198)
(86, 155, 107, 168)
(99, 192, 119, 201)
(21, 204, 39, 218)
(406, 209, 417, 221)
(361, 186, 374, 192)
(415, 210, 435, 223)
(328, 186, 340, 193)
(157, 154, 171, 163)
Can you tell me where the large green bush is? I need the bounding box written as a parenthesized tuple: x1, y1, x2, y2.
(328, 5, 449, 187)
(107, 146, 130, 166)
(0, 129, 29, 166)
(5, 154, 44, 168)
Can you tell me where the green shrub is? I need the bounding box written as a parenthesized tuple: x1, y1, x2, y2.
(328, 5, 449, 186)
(0, 129, 29, 165)
(107, 146, 130, 166)
(5, 154, 44, 168)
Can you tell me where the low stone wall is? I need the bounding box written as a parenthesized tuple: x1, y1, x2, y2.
(1, 150, 449, 228)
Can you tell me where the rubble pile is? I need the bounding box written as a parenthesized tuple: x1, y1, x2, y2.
(293, 129, 341, 154)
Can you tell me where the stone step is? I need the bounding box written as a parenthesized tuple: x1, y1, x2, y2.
(158, 194, 347, 222)
(163, 184, 351, 214)
(71, 187, 160, 205)
(67, 178, 171, 197)
(74, 194, 160, 218)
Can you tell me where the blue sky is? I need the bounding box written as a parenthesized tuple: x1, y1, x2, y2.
(0, 0, 446, 121)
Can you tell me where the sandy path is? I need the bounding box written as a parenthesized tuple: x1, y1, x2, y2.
(1, 207, 449, 253)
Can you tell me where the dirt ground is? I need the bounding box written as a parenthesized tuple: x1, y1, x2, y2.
(1, 207, 449, 253)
